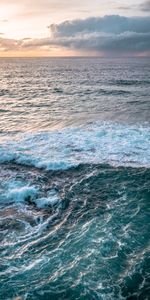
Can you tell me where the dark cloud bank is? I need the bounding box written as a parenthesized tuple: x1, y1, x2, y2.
(0, 15, 150, 56)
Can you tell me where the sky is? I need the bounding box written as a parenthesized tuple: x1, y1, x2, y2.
(0, 0, 150, 57)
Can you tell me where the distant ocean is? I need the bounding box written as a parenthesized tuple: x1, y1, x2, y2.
(0, 57, 150, 300)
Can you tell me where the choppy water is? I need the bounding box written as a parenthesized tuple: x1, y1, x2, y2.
(0, 58, 150, 300)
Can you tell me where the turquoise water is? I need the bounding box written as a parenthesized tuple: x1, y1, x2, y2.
(0, 58, 150, 299)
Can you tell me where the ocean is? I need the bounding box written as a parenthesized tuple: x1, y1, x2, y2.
(0, 57, 150, 300)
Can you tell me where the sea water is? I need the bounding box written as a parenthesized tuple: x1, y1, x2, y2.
(0, 57, 150, 299)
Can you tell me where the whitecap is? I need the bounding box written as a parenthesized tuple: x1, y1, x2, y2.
(0, 122, 149, 170)
(6, 182, 38, 203)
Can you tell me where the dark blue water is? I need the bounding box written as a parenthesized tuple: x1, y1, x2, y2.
(0, 58, 150, 300)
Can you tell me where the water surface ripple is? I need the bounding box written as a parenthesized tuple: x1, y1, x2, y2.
(0, 58, 150, 300)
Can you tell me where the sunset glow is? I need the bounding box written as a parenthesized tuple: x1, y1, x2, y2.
(0, 0, 150, 56)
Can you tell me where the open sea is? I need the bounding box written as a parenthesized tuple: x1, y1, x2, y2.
(0, 57, 150, 300)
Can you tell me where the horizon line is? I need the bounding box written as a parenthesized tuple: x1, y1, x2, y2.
(0, 55, 150, 59)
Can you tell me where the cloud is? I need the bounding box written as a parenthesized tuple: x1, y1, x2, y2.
(0, 15, 150, 56)
(117, 6, 131, 11)
(0, 19, 8, 22)
(49, 15, 150, 36)
(116, 1, 150, 14)
(0, 37, 21, 51)
(48, 15, 150, 56)
(140, 0, 150, 11)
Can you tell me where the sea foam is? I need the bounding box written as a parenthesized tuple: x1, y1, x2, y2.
(0, 122, 149, 170)
(6, 181, 38, 203)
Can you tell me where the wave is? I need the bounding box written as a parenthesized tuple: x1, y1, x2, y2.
(114, 79, 150, 86)
(0, 121, 149, 299)
(0, 162, 149, 299)
(0, 122, 150, 170)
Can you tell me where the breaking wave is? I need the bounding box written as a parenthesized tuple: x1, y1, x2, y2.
(0, 121, 150, 299)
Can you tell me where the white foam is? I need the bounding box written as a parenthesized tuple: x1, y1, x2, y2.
(35, 189, 61, 208)
(35, 196, 61, 209)
(6, 181, 38, 203)
(0, 122, 150, 170)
